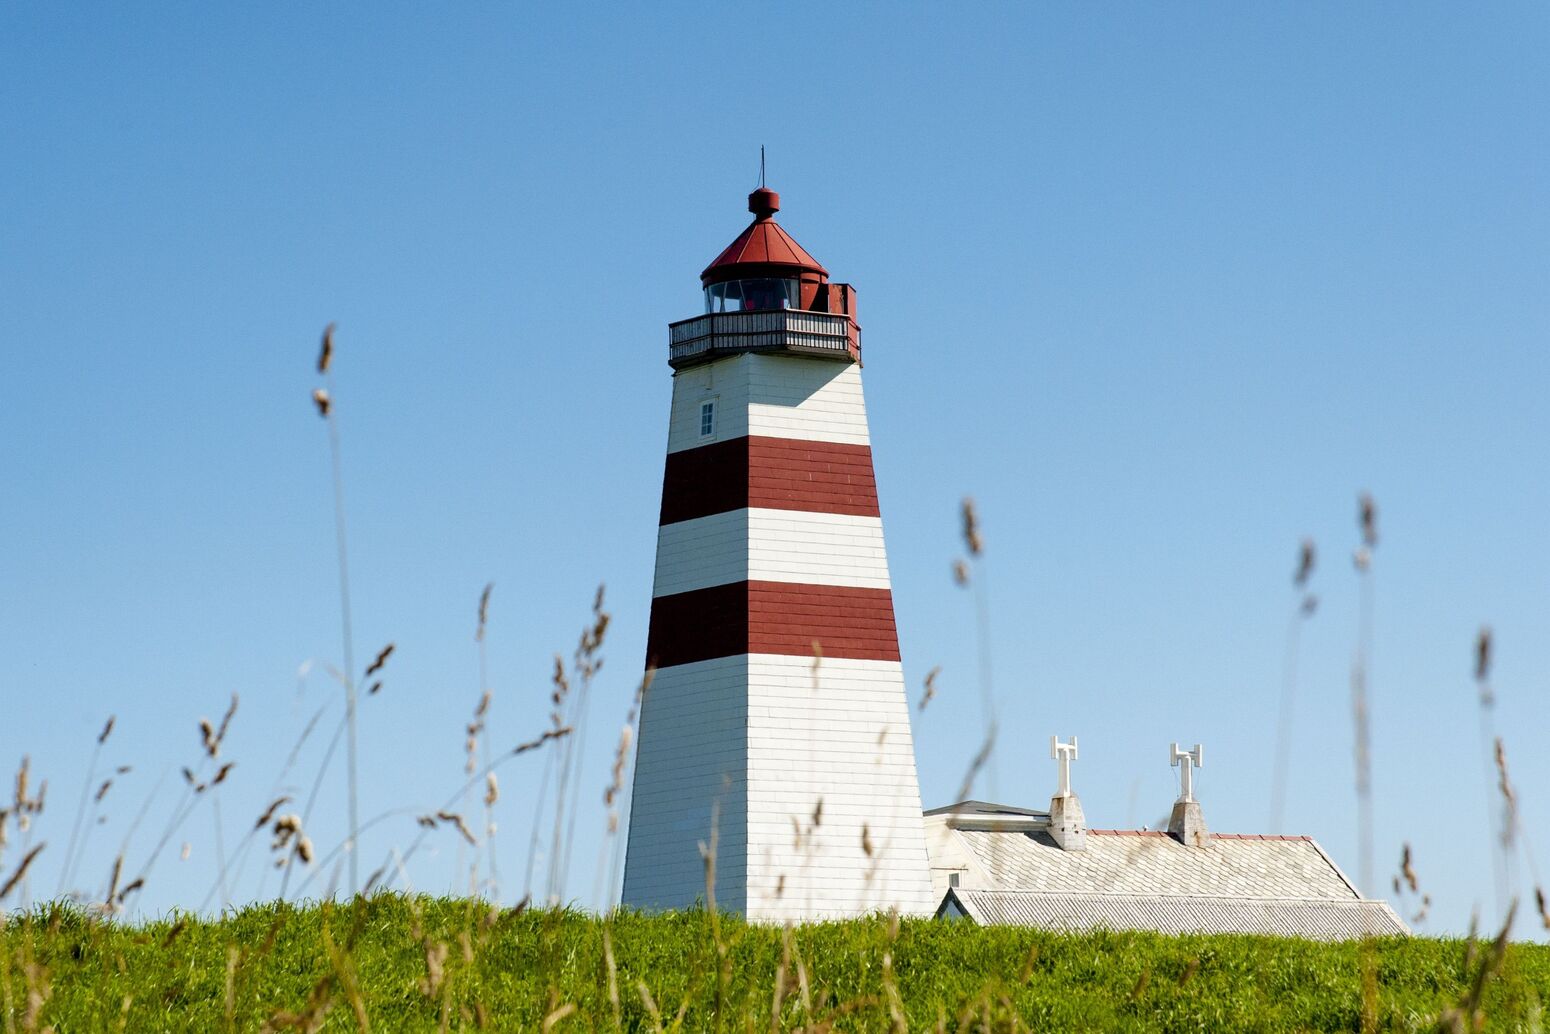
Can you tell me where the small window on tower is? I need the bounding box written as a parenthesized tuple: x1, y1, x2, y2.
(699, 400, 716, 438)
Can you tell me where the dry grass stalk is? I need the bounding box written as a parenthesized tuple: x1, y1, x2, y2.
(12, 757, 45, 836)
(1438, 902, 1517, 1034)
(1294, 538, 1316, 587)
(636, 982, 665, 1034)
(435, 811, 477, 847)
(365, 643, 394, 679)
(253, 796, 293, 831)
(311, 322, 362, 896)
(224, 944, 239, 1033)
(322, 921, 370, 1033)
(918, 665, 940, 712)
(1475, 626, 1493, 691)
(880, 910, 907, 1033)
(954, 724, 998, 803)
(270, 814, 313, 868)
(1536, 886, 1550, 931)
(541, 1003, 577, 1032)
(605, 670, 652, 836)
(511, 725, 573, 756)
(259, 973, 333, 1033)
(1493, 737, 1517, 847)
(476, 583, 493, 642)
(0, 843, 44, 900)
(317, 323, 334, 374)
(1358, 492, 1378, 549)
(961, 497, 983, 556)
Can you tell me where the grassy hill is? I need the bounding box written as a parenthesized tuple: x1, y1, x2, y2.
(3, 894, 1545, 1031)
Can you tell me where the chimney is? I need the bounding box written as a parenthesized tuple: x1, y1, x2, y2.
(1167, 742, 1210, 847)
(1048, 736, 1086, 851)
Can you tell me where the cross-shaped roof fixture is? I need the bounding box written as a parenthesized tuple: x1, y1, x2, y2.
(1170, 742, 1203, 802)
(1050, 736, 1078, 798)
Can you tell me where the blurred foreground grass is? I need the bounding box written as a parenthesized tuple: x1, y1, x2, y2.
(3, 894, 1546, 1031)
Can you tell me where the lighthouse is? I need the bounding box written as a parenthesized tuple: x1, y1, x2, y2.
(621, 184, 937, 920)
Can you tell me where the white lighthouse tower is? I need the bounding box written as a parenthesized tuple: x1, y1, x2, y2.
(621, 184, 937, 920)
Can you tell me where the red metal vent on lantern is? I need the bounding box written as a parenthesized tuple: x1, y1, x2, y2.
(701, 187, 829, 285)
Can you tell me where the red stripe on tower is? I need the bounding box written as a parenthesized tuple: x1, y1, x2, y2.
(659, 436, 880, 525)
(646, 580, 901, 668)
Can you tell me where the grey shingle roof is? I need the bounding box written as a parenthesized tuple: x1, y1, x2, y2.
(958, 829, 1358, 900)
(940, 888, 1408, 940)
(934, 827, 1408, 939)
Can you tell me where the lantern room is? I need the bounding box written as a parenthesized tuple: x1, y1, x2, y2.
(669, 186, 860, 369)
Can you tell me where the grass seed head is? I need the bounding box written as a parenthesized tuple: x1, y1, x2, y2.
(97, 715, 116, 745)
(1358, 492, 1378, 548)
(919, 666, 940, 712)
(476, 582, 493, 642)
(317, 323, 335, 374)
(1294, 538, 1316, 588)
(364, 643, 395, 678)
(0, 843, 44, 900)
(961, 497, 983, 556)
(311, 388, 331, 418)
(254, 796, 293, 830)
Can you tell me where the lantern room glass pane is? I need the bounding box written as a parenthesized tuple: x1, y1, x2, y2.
(703, 279, 800, 313)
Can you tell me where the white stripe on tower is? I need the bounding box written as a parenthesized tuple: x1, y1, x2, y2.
(664, 354, 871, 452)
(652, 509, 891, 596)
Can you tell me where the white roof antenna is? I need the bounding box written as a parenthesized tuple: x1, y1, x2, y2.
(1047, 735, 1086, 852)
(1168, 742, 1210, 847)
(1050, 735, 1078, 797)
(1170, 742, 1203, 802)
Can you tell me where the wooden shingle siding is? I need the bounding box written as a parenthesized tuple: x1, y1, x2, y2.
(652, 509, 891, 597)
(620, 656, 751, 913)
(743, 655, 937, 920)
(625, 348, 935, 921)
(666, 354, 871, 453)
(645, 581, 900, 668)
(659, 436, 880, 525)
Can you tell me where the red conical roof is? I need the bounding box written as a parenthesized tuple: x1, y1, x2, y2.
(700, 187, 829, 285)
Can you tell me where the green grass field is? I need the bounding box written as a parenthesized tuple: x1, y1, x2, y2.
(3, 895, 1545, 1031)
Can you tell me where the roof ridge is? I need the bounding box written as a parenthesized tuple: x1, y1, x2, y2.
(956, 889, 1381, 904)
(1086, 829, 1311, 841)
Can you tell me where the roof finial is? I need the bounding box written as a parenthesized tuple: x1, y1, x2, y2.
(1048, 734, 1086, 852)
(760, 145, 766, 188)
(1170, 742, 1203, 802)
(1050, 736, 1078, 798)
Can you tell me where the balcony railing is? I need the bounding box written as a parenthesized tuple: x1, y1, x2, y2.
(667, 309, 860, 369)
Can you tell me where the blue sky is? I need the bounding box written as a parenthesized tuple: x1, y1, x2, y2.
(2, 4, 1546, 937)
